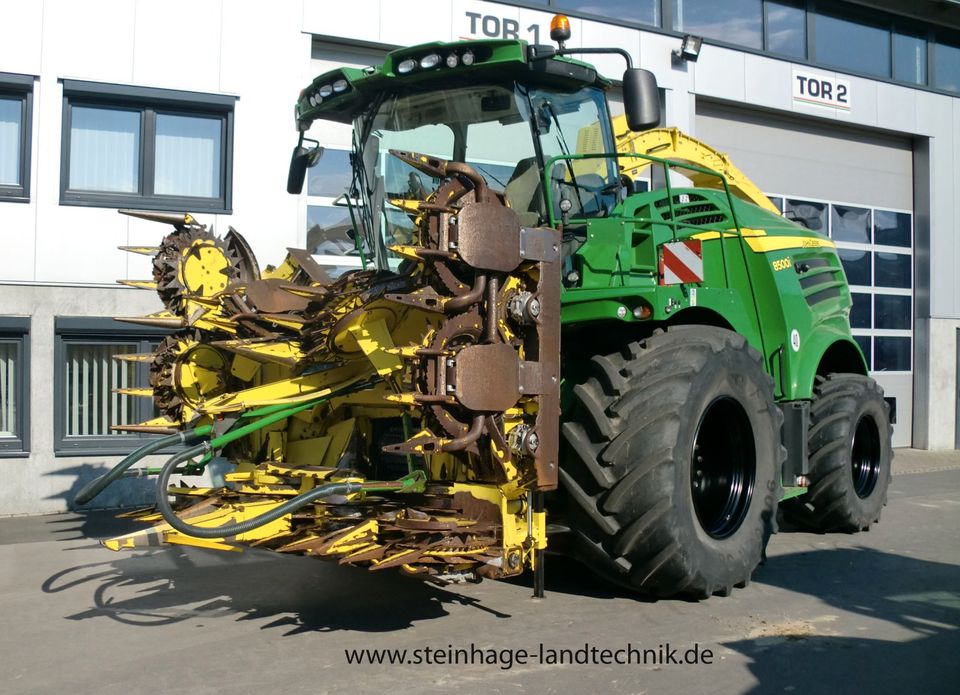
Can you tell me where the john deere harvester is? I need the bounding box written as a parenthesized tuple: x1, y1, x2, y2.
(78, 16, 892, 598)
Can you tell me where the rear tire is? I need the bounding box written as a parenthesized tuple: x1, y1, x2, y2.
(557, 326, 783, 598)
(783, 374, 892, 532)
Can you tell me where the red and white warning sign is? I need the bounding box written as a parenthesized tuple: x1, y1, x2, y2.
(659, 240, 704, 285)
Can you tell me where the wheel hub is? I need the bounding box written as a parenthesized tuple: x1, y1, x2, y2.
(851, 414, 882, 498)
(690, 397, 757, 539)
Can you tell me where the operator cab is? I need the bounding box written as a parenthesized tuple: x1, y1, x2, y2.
(358, 82, 619, 234)
(288, 23, 660, 271)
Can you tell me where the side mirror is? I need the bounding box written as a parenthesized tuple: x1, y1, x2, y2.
(622, 68, 660, 132)
(286, 145, 323, 195)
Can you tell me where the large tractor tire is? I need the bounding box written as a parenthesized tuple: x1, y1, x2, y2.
(558, 326, 783, 598)
(783, 374, 892, 532)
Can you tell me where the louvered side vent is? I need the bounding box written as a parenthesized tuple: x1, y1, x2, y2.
(797, 257, 845, 307)
(655, 193, 729, 226)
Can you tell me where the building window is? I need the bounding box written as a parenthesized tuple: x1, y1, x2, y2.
(555, 0, 660, 28)
(54, 318, 166, 455)
(784, 198, 826, 233)
(0, 318, 29, 456)
(0, 73, 33, 203)
(60, 80, 235, 212)
(672, 0, 763, 51)
(813, 9, 891, 78)
(765, 0, 806, 59)
(933, 38, 960, 93)
(874, 209, 912, 248)
(893, 31, 927, 85)
(831, 204, 871, 244)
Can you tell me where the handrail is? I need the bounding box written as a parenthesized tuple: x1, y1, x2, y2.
(544, 150, 769, 358)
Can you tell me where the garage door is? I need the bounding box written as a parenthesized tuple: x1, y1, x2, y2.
(696, 101, 914, 447)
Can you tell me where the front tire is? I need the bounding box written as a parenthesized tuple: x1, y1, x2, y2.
(557, 326, 783, 598)
(783, 374, 892, 532)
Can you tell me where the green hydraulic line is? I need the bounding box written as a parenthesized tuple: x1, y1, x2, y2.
(208, 398, 326, 450)
(182, 378, 383, 472)
(151, 376, 421, 539)
(74, 401, 319, 507)
(155, 450, 425, 538)
(202, 377, 380, 452)
(73, 425, 214, 506)
(76, 377, 381, 504)
(237, 399, 320, 420)
(183, 401, 331, 473)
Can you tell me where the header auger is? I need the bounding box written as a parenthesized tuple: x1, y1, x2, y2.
(80, 20, 892, 600)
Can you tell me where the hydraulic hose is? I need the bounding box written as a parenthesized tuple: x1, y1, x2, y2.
(151, 378, 405, 538)
(75, 377, 378, 507)
(154, 442, 363, 538)
(74, 426, 213, 506)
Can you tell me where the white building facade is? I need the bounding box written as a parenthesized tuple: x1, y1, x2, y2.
(0, 0, 957, 514)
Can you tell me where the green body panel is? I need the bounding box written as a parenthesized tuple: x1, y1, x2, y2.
(561, 186, 866, 401)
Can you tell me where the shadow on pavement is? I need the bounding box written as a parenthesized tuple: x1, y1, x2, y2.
(43, 462, 155, 514)
(41, 537, 512, 633)
(727, 546, 960, 694)
(503, 553, 659, 603)
(43, 510, 148, 544)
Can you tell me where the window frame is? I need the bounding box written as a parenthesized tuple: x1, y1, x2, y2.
(0, 72, 34, 204)
(59, 80, 235, 213)
(0, 317, 30, 457)
(54, 317, 168, 456)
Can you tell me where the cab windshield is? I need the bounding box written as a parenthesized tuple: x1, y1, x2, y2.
(351, 82, 617, 268)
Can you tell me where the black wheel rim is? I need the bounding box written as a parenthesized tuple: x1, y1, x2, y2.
(851, 414, 882, 498)
(691, 397, 757, 539)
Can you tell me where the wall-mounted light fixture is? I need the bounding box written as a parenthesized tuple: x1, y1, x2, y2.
(672, 34, 703, 63)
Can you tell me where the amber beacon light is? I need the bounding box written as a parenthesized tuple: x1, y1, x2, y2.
(549, 14, 571, 48)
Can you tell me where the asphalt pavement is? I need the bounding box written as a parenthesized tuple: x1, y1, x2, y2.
(1, 449, 958, 695)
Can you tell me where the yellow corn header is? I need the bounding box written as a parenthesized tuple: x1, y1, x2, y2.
(81, 152, 559, 589)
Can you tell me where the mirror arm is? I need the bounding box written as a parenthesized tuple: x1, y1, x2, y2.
(530, 46, 633, 70)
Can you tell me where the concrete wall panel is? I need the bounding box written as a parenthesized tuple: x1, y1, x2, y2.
(132, 0, 222, 93)
(303, 0, 381, 45)
(693, 45, 745, 103)
(42, 0, 135, 84)
(876, 82, 918, 135)
(0, 1, 43, 76)
(744, 54, 792, 111)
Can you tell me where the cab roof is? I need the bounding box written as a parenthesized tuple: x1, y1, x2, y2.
(295, 39, 608, 127)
